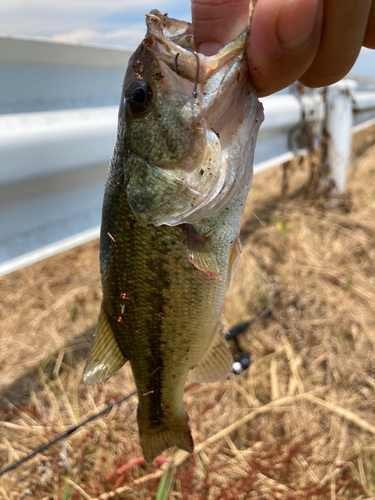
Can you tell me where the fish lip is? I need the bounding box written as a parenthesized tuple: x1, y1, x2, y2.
(145, 10, 193, 48)
(144, 9, 199, 84)
(143, 9, 248, 86)
(122, 11, 264, 227)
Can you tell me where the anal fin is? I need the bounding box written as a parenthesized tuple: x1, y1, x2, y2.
(83, 305, 127, 385)
(190, 323, 233, 383)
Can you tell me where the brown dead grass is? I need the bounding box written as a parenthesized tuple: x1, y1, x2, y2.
(0, 126, 375, 499)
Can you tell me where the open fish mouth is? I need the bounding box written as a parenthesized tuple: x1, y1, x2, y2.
(84, 9, 264, 463)
(122, 10, 264, 227)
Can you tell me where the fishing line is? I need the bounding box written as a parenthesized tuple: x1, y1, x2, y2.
(233, 174, 302, 337)
(0, 390, 137, 477)
(0, 350, 251, 478)
(174, 48, 200, 98)
(174, 53, 179, 74)
(249, 209, 302, 336)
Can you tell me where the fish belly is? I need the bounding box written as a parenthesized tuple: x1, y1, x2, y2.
(88, 168, 244, 459)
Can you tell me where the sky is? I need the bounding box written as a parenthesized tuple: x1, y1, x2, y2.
(0, 0, 374, 79)
(0, 0, 192, 49)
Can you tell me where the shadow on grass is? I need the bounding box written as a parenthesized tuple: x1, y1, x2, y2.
(0, 326, 96, 411)
(240, 183, 310, 241)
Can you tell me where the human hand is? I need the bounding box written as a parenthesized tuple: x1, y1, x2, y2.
(191, 0, 375, 97)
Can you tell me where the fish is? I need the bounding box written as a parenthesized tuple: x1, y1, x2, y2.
(83, 9, 264, 462)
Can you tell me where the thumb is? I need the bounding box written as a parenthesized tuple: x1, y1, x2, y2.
(192, 0, 323, 97)
(192, 0, 250, 56)
(249, 0, 323, 96)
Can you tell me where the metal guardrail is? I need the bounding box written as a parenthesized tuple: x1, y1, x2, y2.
(1, 37, 375, 276)
(353, 91, 375, 131)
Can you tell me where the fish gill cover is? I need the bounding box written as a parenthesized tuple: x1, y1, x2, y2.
(83, 9, 264, 461)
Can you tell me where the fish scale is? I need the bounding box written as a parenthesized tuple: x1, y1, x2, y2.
(83, 9, 263, 461)
(101, 178, 235, 456)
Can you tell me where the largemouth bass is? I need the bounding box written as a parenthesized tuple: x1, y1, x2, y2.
(83, 10, 263, 462)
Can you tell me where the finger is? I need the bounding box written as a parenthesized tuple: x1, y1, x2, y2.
(192, 0, 324, 96)
(248, 0, 323, 96)
(364, 0, 375, 48)
(191, 0, 250, 56)
(299, 0, 373, 87)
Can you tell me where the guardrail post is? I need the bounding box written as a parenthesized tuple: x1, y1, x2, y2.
(322, 80, 357, 194)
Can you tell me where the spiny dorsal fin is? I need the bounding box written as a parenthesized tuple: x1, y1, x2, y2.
(181, 224, 221, 280)
(83, 305, 127, 385)
(190, 322, 233, 383)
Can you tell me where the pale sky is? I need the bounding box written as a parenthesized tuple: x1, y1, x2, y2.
(0, 0, 374, 79)
(0, 0, 192, 49)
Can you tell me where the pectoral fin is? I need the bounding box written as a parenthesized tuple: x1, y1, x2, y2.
(181, 224, 221, 280)
(191, 323, 233, 383)
(83, 305, 127, 385)
(227, 237, 242, 285)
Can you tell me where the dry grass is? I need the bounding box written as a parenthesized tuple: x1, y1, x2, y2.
(0, 125, 375, 499)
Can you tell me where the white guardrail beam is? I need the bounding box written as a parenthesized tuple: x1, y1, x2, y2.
(0, 108, 117, 185)
(353, 90, 375, 131)
(1, 37, 375, 276)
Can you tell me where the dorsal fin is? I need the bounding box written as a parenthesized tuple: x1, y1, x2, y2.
(83, 305, 128, 385)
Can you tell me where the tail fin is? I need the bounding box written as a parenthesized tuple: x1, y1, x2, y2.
(138, 418, 194, 462)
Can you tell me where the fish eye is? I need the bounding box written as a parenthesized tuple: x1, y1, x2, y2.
(125, 81, 153, 115)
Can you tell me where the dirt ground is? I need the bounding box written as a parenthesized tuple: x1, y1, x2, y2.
(0, 126, 375, 499)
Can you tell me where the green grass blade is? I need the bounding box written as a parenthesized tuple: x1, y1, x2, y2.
(155, 452, 176, 500)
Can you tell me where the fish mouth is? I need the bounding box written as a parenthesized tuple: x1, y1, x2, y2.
(124, 11, 264, 227)
(144, 9, 248, 89)
(145, 10, 195, 50)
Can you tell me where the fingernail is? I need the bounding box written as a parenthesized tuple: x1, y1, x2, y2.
(276, 0, 322, 51)
(198, 42, 222, 56)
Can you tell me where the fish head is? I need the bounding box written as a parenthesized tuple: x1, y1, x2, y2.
(121, 10, 264, 226)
